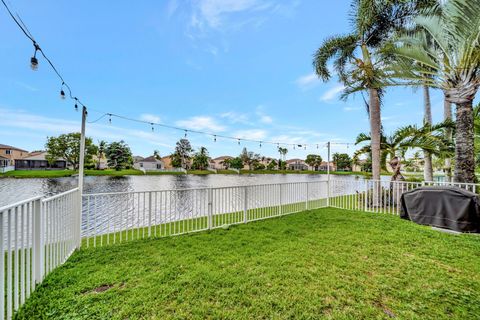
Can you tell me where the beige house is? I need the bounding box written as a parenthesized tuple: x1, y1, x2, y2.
(14, 151, 67, 170)
(133, 156, 164, 171)
(209, 156, 233, 170)
(0, 144, 28, 172)
(286, 159, 308, 171)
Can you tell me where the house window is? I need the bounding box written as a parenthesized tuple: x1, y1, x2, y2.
(156, 164, 162, 169)
(139, 163, 143, 167)
(5, 150, 11, 155)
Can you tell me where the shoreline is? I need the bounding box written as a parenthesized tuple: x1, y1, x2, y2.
(0, 169, 379, 179)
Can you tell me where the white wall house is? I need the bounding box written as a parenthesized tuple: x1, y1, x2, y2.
(133, 156, 164, 171)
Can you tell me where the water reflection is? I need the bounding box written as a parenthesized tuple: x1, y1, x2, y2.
(0, 173, 377, 206)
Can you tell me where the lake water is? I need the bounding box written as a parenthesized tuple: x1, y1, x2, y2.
(0, 174, 372, 207)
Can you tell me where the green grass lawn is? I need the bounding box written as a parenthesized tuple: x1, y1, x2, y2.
(0, 170, 74, 178)
(16, 208, 480, 319)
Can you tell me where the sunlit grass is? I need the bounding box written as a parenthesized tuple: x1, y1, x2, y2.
(16, 208, 480, 319)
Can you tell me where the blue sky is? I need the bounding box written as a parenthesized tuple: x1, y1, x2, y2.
(0, 0, 447, 160)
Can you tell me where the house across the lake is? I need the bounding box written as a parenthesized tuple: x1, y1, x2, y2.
(133, 156, 164, 171)
(0, 143, 29, 172)
(286, 159, 309, 171)
(14, 151, 67, 170)
(209, 156, 233, 170)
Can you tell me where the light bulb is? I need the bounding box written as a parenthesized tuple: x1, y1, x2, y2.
(60, 89, 65, 99)
(30, 56, 38, 70)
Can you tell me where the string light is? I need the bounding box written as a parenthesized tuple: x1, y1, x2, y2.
(259, 141, 262, 148)
(30, 43, 39, 70)
(60, 83, 66, 100)
(108, 114, 112, 124)
(214, 135, 217, 142)
(151, 123, 154, 132)
(238, 139, 241, 145)
(184, 130, 188, 138)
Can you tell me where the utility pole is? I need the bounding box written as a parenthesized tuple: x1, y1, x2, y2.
(77, 106, 86, 248)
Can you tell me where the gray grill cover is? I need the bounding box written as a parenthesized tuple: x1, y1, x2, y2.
(400, 186, 480, 233)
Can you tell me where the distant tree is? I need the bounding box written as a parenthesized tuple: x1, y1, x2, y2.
(105, 141, 133, 170)
(254, 162, 266, 170)
(333, 153, 352, 171)
(277, 147, 288, 161)
(171, 139, 193, 169)
(45, 132, 95, 170)
(277, 159, 286, 170)
(229, 157, 244, 170)
(240, 147, 260, 171)
(153, 150, 161, 160)
(192, 147, 209, 170)
(220, 158, 231, 169)
(95, 140, 107, 169)
(305, 154, 323, 171)
(267, 159, 277, 170)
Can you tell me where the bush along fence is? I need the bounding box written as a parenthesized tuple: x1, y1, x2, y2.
(1, 178, 480, 319)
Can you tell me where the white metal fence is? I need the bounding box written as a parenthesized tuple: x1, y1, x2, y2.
(81, 181, 329, 247)
(0, 188, 80, 320)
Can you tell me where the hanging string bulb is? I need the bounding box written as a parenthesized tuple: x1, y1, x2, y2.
(30, 43, 39, 70)
(60, 82, 66, 100)
(259, 141, 262, 148)
(316, 144, 319, 149)
(238, 139, 241, 145)
(293, 144, 296, 150)
(74, 97, 79, 111)
(151, 123, 154, 132)
(108, 114, 112, 124)
(184, 130, 188, 138)
(304, 145, 307, 150)
(214, 135, 217, 142)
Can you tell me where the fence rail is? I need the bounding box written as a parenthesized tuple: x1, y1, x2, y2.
(81, 181, 329, 247)
(0, 188, 79, 320)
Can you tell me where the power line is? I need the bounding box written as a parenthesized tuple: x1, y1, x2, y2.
(1, 0, 361, 151)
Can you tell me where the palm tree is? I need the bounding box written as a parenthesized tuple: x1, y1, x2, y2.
(277, 147, 288, 161)
(355, 120, 454, 179)
(153, 150, 161, 160)
(313, 0, 430, 181)
(96, 140, 107, 170)
(391, 0, 480, 182)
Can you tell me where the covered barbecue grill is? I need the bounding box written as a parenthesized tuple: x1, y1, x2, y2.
(400, 186, 480, 233)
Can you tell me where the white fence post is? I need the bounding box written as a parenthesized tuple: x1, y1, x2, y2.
(207, 189, 213, 229)
(148, 192, 152, 237)
(243, 186, 248, 223)
(279, 184, 283, 215)
(305, 183, 309, 210)
(33, 198, 43, 284)
(327, 179, 330, 207)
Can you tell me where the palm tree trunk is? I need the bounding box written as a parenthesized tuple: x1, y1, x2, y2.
(454, 100, 476, 183)
(423, 85, 433, 181)
(369, 88, 382, 181)
(444, 99, 453, 181)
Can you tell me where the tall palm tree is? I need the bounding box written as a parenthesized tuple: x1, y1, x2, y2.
(277, 147, 288, 161)
(392, 0, 480, 182)
(96, 140, 107, 170)
(313, 0, 430, 181)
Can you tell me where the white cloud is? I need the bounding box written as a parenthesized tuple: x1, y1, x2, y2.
(0, 108, 173, 149)
(343, 106, 361, 112)
(255, 105, 273, 124)
(176, 116, 226, 132)
(295, 73, 319, 90)
(233, 129, 267, 140)
(319, 84, 345, 102)
(140, 113, 161, 123)
(166, 0, 179, 18)
(220, 111, 250, 124)
(193, 0, 270, 29)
